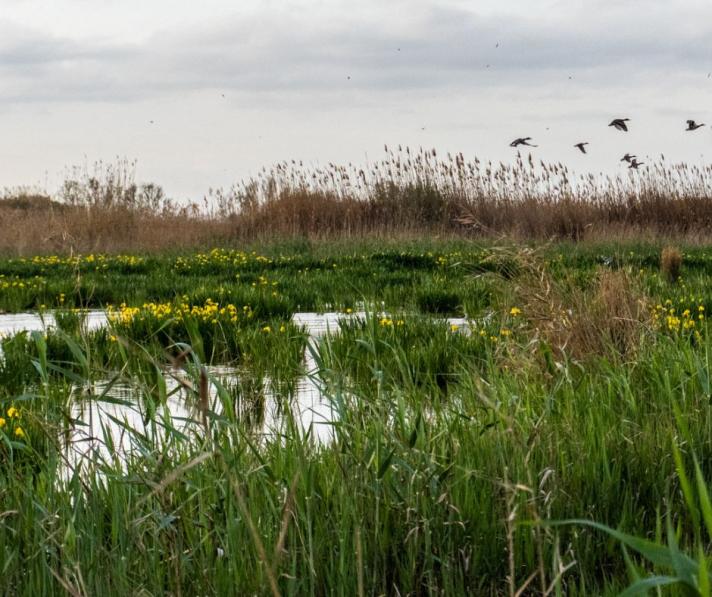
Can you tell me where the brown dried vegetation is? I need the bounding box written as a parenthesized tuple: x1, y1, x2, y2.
(511, 249, 649, 361)
(661, 246, 683, 282)
(4, 148, 712, 254)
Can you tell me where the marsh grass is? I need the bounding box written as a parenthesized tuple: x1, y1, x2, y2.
(7, 150, 712, 255)
(509, 247, 650, 360)
(3, 242, 712, 593)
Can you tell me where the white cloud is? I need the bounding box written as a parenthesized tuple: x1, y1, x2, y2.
(0, 0, 711, 197)
(1, 2, 710, 103)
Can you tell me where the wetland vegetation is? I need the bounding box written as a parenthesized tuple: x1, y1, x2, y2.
(4, 152, 712, 593)
(2, 238, 712, 594)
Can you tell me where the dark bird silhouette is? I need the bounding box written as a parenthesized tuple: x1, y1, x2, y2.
(628, 158, 644, 169)
(510, 137, 537, 148)
(621, 153, 636, 163)
(574, 142, 589, 154)
(686, 120, 705, 131)
(609, 118, 630, 131)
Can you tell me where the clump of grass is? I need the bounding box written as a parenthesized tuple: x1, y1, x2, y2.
(415, 285, 461, 314)
(54, 308, 83, 335)
(584, 268, 648, 356)
(662, 245, 683, 282)
(512, 248, 648, 359)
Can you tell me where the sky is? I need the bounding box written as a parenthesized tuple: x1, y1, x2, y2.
(1, 0, 711, 200)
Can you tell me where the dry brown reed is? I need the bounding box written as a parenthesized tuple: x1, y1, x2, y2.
(4, 149, 712, 254)
(511, 249, 649, 360)
(661, 246, 683, 282)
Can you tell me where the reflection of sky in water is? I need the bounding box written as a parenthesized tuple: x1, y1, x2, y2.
(0, 310, 471, 472)
(66, 350, 333, 473)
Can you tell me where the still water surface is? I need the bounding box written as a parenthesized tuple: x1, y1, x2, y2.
(0, 310, 470, 471)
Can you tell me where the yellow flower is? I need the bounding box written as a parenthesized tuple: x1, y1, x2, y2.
(7, 407, 19, 418)
(0, 417, 5, 428)
(262, 326, 272, 333)
(509, 307, 522, 317)
(450, 324, 459, 332)
(500, 328, 512, 337)
(14, 427, 25, 439)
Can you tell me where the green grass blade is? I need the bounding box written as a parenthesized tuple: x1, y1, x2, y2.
(618, 575, 683, 597)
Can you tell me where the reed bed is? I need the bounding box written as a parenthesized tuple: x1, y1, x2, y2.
(5, 149, 712, 255)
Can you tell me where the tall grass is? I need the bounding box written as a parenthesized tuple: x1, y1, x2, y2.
(6, 150, 712, 254)
(3, 244, 712, 592)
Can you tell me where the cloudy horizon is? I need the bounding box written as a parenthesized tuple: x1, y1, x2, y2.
(1, 0, 711, 200)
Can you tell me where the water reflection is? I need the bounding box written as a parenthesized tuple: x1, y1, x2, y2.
(0, 310, 470, 472)
(65, 350, 333, 472)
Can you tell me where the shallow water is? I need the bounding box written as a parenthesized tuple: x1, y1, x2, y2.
(0, 310, 470, 471)
(0, 310, 107, 337)
(0, 310, 469, 337)
(66, 351, 333, 473)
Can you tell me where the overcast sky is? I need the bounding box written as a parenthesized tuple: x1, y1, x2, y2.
(1, 0, 711, 199)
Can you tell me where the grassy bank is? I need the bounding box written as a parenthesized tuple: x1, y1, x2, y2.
(2, 240, 712, 594)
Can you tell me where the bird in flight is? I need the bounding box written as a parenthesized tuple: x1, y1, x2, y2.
(574, 142, 589, 154)
(510, 137, 537, 147)
(628, 158, 644, 169)
(609, 118, 630, 131)
(621, 153, 636, 163)
(686, 120, 705, 131)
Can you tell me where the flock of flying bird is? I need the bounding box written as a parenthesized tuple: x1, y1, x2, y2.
(509, 118, 706, 169)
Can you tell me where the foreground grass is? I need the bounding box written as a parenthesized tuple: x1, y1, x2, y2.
(2, 241, 712, 594)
